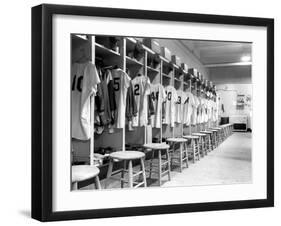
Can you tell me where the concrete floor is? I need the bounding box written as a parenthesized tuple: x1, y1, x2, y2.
(82, 132, 252, 190)
(163, 132, 252, 187)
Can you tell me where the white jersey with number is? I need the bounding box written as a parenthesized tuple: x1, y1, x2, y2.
(163, 86, 178, 127)
(131, 75, 151, 127)
(175, 90, 186, 123)
(71, 62, 100, 140)
(111, 68, 131, 128)
(150, 83, 166, 128)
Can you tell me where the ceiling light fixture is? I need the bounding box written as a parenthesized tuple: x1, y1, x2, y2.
(241, 55, 251, 62)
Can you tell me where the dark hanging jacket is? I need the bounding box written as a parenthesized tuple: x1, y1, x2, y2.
(126, 81, 138, 122)
(147, 94, 155, 123)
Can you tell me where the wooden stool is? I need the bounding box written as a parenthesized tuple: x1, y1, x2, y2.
(72, 165, 101, 190)
(106, 151, 147, 189)
(209, 129, 219, 148)
(143, 143, 171, 186)
(212, 127, 223, 144)
(192, 133, 207, 156)
(200, 130, 213, 152)
(206, 129, 216, 150)
(182, 135, 200, 163)
(166, 138, 189, 172)
(220, 125, 227, 141)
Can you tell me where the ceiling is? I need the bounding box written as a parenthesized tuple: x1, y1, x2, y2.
(179, 40, 252, 66)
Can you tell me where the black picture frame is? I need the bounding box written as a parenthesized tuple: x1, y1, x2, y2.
(31, 4, 274, 222)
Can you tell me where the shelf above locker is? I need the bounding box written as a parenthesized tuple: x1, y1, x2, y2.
(95, 42, 121, 57)
(162, 73, 171, 79)
(173, 64, 180, 70)
(147, 66, 159, 74)
(160, 55, 170, 64)
(126, 37, 137, 53)
(126, 56, 144, 67)
(174, 77, 182, 83)
(127, 37, 155, 55)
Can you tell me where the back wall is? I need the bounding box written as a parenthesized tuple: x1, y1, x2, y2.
(209, 65, 251, 84)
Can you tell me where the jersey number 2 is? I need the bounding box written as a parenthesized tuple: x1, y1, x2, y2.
(134, 84, 140, 96)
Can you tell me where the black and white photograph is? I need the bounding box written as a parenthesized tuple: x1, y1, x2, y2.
(71, 35, 252, 190)
(31, 4, 274, 221)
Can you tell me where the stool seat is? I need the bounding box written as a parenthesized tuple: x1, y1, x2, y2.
(166, 137, 187, 143)
(72, 165, 100, 183)
(200, 131, 212, 134)
(106, 151, 147, 189)
(183, 135, 199, 139)
(109, 151, 145, 160)
(192, 133, 207, 136)
(209, 129, 219, 132)
(143, 143, 170, 150)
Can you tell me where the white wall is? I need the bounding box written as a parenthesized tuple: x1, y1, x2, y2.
(1, 1, 280, 226)
(209, 65, 251, 84)
(217, 84, 252, 128)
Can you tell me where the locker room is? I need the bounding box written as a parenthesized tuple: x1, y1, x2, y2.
(71, 35, 252, 190)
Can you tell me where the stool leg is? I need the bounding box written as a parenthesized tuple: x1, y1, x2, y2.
(140, 157, 147, 187)
(166, 149, 171, 181)
(214, 132, 217, 148)
(149, 150, 155, 179)
(158, 150, 162, 186)
(197, 140, 200, 160)
(95, 176, 101, 190)
(191, 139, 195, 163)
(200, 137, 203, 157)
(171, 142, 176, 169)
(184, 142, 189, 168)
(105, 159, 114, 189)
(209, 135, 211, 151)
(128, 160, 133, 188)
(121, 160, 126, 188)
(203, 137, 206, 155)
(179, 143, 183, 172)
(192, 139, 195, 163)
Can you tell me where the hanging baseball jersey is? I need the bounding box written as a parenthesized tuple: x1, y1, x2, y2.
(163, 85, 178, 127)
(184, 92, 195, 126)
(191, 95, 200, 125)
(111, 68, 131, 128)
(175, 90, 186, 123)
(207, 100, 212, 121)
(150, 83, 166, 128)
(203, 99, 208, 123)
(197, 97, 201, 124)
(131, 75, 151, 127)
(71, 62, 100, 140)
